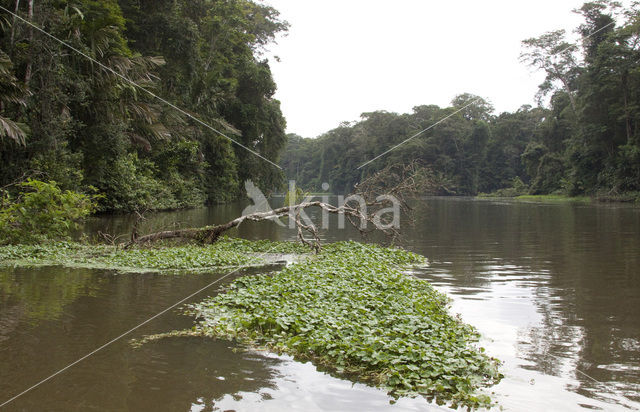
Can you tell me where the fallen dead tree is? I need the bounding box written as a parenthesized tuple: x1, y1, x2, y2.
(124, 162, 436, 251)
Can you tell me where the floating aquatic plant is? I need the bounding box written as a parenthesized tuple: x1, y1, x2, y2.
(0, 237, 309, 273)
(188, 241, 502, 409)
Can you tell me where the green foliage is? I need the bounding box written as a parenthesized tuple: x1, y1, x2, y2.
(282, 98, 538, 196)
(211, 236, 311, 254)
(283, 186, 310, 205)
(478, 177, 528, 198)
(187, 241, 502, 409)
(93, 153, 206, 212)
(118, 0, 288, 202)
(515, 194, 592, 203)
(0, 180, 97, 245)
(280, 96, 502, 196)
(281, 2, 640, 201)
(523, 2, 640, 196)
(0, 236, 308, 273)
(0, 0, 288, 211)
(0, 49, 29, 144)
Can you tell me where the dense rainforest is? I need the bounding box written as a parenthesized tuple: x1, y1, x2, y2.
(0, 0, 288, 212)
(282, 1, 640, 200)
(1, 1, 638, 215)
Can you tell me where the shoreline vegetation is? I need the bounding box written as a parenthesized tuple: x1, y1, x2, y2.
(477, 193, 593, 203)
(478, 192, 640, 204)
(2, 3, 639, 214)
(515, 195, 591, 203)
(133, 240, 503, 410)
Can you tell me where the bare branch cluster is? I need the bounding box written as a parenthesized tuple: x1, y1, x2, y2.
(124, 163, 434, 251)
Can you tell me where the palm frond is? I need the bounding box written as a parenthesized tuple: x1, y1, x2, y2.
(0, 116, 28, 145)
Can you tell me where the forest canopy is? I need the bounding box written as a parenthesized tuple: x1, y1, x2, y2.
(0, 0, 288, 212)
(281, 1, 640, 200)
(1, 1, 639, 213)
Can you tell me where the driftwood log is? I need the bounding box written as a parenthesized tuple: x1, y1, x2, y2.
(124, 162, 435, 251)
(125, 201, 376, 251)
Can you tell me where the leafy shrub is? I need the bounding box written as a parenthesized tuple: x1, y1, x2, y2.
(478, 176, 528, 197)
(0, 179, 97, 245)
(284, 185, 310, 205)
(94, 153, 207, 212)
(28, 143, 85, 191)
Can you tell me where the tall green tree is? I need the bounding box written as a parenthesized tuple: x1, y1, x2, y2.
(0, 0, 289, 211)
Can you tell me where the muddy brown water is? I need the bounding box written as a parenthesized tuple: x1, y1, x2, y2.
(0, 197, 638, 411)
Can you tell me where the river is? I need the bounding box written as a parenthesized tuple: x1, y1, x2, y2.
(0, 197, 638, 411)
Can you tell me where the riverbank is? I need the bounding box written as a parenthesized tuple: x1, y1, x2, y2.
(514, 194, 592, 203)
(477, 192, 640, 204)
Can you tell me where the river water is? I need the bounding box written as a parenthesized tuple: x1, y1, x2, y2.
(0, 197, 638, 411)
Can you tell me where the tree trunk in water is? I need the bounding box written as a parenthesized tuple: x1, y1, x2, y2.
(126, 202, 338, 248)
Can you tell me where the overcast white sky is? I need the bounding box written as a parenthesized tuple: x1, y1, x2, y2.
(262, 0, 613, 138)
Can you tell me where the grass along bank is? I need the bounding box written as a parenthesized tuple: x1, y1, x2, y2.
(182, 241, 502, 409)
(515, 194, 592, 203)
(0, 237, 310, 274)
(480, 193, 640, 204)
(477, 193, 593, 203)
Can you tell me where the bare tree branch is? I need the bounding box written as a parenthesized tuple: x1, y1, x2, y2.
(123, 162, 434, 251)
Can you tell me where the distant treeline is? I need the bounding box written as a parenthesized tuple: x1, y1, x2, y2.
(0, 0, 288, 212)
(281, 1, 640, 200)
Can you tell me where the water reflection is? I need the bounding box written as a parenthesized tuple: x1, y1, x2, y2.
(406, 199, 640, 410)
(0, 267, 292, 411)
(128, 339, 285, 412)
(2, 198, 639, 410)
(0, 267, 437, 411)
(0, 267, 104, 332)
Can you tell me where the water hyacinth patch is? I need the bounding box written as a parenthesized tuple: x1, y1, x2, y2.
(188, 241, 502, 409)
(0, 237, 308, 273)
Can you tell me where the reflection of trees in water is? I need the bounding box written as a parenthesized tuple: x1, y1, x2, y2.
(125, 338, 285, 412)
(80, 202, 253, 241)
(527, 205, 640, 403)
(409, 199, 640, 404)
(0, 267, 104, 328)
(0, 303, 23, 344)
(55, 199, 640, 407)
(0, 268, 287, 411)
(516, 303, 584, 377)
